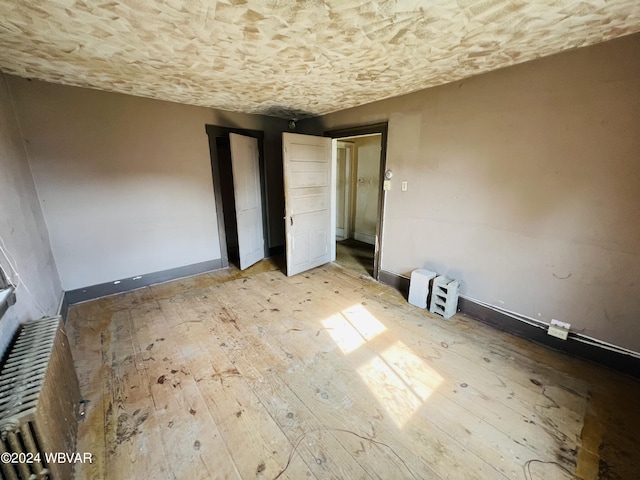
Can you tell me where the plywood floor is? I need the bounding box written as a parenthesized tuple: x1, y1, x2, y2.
(66, 259, 640, 480)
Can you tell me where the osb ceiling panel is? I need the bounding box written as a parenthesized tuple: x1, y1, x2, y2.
(1, 0, 639, 118)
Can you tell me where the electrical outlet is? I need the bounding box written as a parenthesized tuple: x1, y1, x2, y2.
(547, 319, 570, 340)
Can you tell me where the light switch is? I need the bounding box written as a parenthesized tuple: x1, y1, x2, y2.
(383, 180, 391, 191)
(401, 181, 408, 191)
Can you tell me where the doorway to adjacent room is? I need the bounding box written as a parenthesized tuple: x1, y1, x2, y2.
(327, 124, 388, 280)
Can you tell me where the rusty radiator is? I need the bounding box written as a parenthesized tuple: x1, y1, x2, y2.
(0, 317, 80, 480)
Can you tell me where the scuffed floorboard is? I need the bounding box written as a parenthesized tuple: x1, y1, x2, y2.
(66, 259, 640, 479)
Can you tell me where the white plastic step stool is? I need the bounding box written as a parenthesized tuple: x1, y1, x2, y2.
(408, 269, 436, 309)
(429, 276, 459, 319)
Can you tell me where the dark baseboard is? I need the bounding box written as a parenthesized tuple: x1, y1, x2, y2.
(378, 270, 410, 295)
(61, 259, 224, 319)
(378, 269, 640, 379)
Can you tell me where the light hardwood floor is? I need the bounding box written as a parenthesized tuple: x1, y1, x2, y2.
(66, 259, 640, 480)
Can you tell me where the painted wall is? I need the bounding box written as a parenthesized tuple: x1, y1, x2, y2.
(352, 136, 380, 245)
(301, 33, 640, 353)
(0, 73, 62, 358)
(7, 77, 288, 291)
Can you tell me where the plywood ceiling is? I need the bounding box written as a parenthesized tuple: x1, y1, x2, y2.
(1, 1, 639, 118)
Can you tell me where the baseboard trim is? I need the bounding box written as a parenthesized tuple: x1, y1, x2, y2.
(61, 259, 224, 318)
(353, 232, 375, 245)
(378, 269, 640, 379)
(378, 270, 410, 295)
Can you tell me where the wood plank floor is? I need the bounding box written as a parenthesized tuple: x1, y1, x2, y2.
(66, 259, 640, 480)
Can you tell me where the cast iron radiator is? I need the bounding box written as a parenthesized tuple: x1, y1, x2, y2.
(0, 316, 80, 480)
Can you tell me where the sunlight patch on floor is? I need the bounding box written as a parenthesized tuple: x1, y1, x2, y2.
(322, 304, 443, 427)
(322, 304, 386, 354)
(357, 340, 444, 427)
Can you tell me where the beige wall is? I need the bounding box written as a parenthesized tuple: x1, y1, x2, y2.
(0, 73, 62, 357)
(303, 33, 640, 353)
(7, 77, 287, 290)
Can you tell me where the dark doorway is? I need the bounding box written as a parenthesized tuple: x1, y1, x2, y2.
(214, 137, 239, 267)
(205, 125, 268, 269)
(336, 238, 374, 277)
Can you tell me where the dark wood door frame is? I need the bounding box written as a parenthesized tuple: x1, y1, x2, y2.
(205, 125, 268, 269)
(325, 123, 388, 281)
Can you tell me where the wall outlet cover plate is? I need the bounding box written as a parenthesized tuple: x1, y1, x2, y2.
(548, 319, 570, 340)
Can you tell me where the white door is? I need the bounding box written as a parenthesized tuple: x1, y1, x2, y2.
(229, 133, 265, 270)
(283, 133, 334, 276)
(335, 141, 353, 241)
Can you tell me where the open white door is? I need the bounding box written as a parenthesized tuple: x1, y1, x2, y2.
(283, 133, 334, 276)
(229, 133, 265, 270)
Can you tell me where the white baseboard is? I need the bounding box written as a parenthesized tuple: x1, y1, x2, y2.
(353, 232, 375, 245)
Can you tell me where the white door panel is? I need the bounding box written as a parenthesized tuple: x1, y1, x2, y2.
(283, 133, 334, 276)
(230, 133, 265, 270)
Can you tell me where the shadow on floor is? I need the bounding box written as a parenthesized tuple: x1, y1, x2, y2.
(258, 239, 373, 278)
(336, 238, 374, 277)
